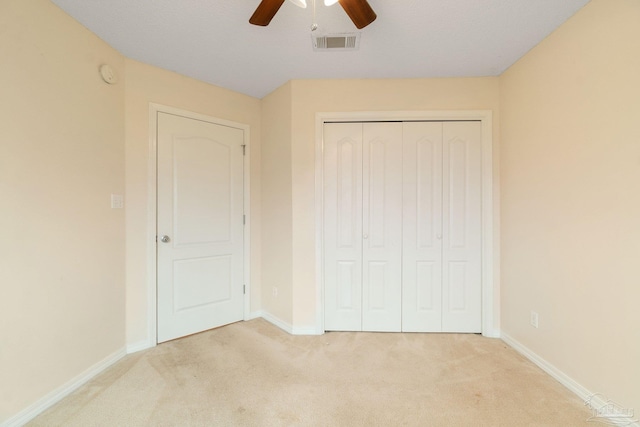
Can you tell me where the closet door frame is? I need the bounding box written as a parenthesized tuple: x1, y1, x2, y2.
(315, 110, 498, 337)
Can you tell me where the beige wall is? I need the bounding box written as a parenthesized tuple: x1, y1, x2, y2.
(283, 78, 501, 329)
(500, 0, 640, 412)
(124, 60, 262, 346)
(0, 0, 126, 421)
(260, 83, 294, 324)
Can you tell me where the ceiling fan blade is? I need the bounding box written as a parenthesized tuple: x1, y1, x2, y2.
(249, 0, 285, 26)
(338, 0, 377, 29)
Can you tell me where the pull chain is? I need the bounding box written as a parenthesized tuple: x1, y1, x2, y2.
(311, 0, 318, 31)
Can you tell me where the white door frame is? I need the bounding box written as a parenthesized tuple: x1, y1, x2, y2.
(147, 103, 251, 346)
(315, 110, 499, 337)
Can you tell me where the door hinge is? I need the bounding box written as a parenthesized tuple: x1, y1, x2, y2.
(242, 144, 246, 156)
(243, 214, 246, 225)
(243, 284, 246, 294)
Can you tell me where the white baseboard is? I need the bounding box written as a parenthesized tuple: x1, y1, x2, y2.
(255, 310, 294, 334)
(501, 332, 638, 427)
(482, 329, 501, 339)
(245, 310, 264, 321)
(126, 339, 154, 354)
(1, 347, 126, 427)
(254, 310, 323, 336)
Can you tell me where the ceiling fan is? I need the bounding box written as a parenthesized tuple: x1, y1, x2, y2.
(249, 0, 377, 29)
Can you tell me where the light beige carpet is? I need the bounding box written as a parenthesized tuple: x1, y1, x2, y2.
(29, 319, 592, 426)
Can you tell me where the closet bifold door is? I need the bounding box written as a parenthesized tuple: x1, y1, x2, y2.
(323, 122, 403, 332)
(323, 122, 364, 331)
(402, 122, 444, 332)
(441, 121, 482, 333)
(361, 122, 403, 332)
(324, 120, 480, 333)
(402, 121, 482, 333)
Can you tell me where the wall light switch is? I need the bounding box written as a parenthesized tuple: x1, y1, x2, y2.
(530, 311, 539, 328)
(111, 194, 124, 209)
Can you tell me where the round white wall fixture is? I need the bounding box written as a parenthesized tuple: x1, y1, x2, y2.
(99, 64, 118, 84)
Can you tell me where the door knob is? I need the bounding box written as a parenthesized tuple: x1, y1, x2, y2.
(160, 235, 171, 243)
(363, 233, 369, 239)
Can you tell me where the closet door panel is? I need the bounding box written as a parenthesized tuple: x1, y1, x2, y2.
(362, 123, 403, 332)
(402, 122, 444, 332)
(324, 120, 483, 334)
(324, 123, 363, 331)
(442, 121, 482, 332)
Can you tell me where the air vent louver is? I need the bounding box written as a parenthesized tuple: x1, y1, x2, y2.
(312, 33, 360, 51)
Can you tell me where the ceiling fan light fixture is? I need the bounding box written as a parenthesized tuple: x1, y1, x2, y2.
(288, 0, 307, 8)
(250, 0, 376, 28)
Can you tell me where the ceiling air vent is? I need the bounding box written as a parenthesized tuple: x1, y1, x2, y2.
(312, 33, 360, 51)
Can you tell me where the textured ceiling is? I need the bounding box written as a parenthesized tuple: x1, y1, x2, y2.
(49, 0, 590, 99)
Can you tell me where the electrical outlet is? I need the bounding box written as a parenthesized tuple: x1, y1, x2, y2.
(110, 194, 124, 209)
(272, 287, 278, 298)
(530, 311, 539, 328)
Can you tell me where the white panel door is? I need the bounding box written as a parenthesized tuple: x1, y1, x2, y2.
(323, 123, 363, 331)
(157, 112, 244, 343)
(361, 123, 403, 332)
(402, 122, 444, 332)
(323, 120, 481, 333)
(442, 121, 482, 332)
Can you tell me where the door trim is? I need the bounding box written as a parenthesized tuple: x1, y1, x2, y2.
(315, 110, 498, 337)
(147, 103, 251, 346)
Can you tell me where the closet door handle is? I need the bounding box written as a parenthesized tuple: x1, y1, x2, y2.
(363, 233, 369, 239)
